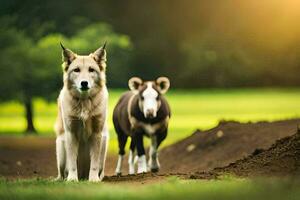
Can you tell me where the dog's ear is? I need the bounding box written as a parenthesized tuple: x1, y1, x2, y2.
(60, 42, 76, 71)
(156, 77, 170, 94)
(92, 42, 107, 70)
(128, 77, 143, 93)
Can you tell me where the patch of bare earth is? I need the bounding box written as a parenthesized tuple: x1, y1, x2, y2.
(159, 119, 300, 174)
(192, 129, 300, 179)
(0, 119, 300, 184)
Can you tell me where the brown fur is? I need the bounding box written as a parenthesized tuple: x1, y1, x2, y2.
(54, 43, 109, 182)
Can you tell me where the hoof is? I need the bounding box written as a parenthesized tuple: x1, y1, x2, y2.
(115, 172, 122, 176)
(151, 168, 159, 173)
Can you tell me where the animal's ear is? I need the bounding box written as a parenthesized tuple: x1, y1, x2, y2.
(92, 42, 107, 70)
(156, 77, 170, 94)
(128, 77, 143, 92)
(60, 42, 76, 70)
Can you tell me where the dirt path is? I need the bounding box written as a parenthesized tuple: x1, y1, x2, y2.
(0, 119, 300, 184)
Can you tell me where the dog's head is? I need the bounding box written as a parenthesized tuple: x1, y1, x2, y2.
(128, 77, 170, 118)
(60, 42, 107, 98)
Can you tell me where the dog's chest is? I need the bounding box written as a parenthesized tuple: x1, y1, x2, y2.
(70, 116, 103, 141)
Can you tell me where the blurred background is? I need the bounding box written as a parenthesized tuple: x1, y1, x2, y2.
(1, 0, 300, 150)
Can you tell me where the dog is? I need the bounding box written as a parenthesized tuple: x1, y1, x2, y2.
(113, 77, 171, 175)
(54, 42, 109, 182)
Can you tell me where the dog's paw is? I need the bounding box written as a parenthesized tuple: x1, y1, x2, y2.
(67, 174, 78, 182)
(89, 170, 102, 182)
(99, 171, 105, 181)
(54, 175, 64, 181)
(89, 176, 100, 182)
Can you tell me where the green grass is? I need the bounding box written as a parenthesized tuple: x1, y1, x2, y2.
(0, 177, 299, 200)
(1, 88, 300, 152)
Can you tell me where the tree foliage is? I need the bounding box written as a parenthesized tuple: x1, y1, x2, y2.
(0, 22, 132, 132)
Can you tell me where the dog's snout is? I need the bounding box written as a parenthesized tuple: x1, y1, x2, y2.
(80, 81, 89, 90)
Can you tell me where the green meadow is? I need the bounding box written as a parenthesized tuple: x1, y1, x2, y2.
(0, 177, 299, 200)
(1, 88, 300, 151)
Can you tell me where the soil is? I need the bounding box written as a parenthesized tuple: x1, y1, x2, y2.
(0, 119, 300, 184)
(192, 129, 300, 179)
(159, 119, 300, 173)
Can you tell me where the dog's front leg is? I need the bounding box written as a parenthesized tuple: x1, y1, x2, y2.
(65, 132, 79, 181)
(98, 126, 109, 181)
(89, 134, 102, 182)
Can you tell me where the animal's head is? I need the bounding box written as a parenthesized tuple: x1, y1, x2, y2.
(128, 77, 170, 118)
(60, 42, 107, 98)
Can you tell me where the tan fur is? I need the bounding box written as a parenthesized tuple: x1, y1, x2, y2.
(55, 44, 109, 182)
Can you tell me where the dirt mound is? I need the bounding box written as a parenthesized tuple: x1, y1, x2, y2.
(215, 130, 300, 177)
(159, 119, 300, 174)
(192, 130, 300, 179)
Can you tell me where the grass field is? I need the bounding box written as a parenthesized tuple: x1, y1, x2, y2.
(1, 88, 300, 200)
(0, 177, 299, 200)
(1, 88, 300, 152)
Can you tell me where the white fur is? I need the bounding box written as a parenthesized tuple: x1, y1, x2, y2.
(136, 155, 147, 173)
(128, 150, 135, 174)
(98, 125, 109, 181)
(55, 134, 66, 180)
(58, 88, 109, 182)
(89, 124, 109, 181)
(65, 131, 79, 181)
(142, 82, 159, 118)
(115, 155, 123, 175)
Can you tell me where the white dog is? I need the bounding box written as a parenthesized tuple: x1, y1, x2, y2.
(54, 42, 109, 182)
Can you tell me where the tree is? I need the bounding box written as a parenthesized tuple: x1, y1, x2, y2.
(0, 22, 132, 134)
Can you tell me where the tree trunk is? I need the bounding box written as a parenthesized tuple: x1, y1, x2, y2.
(24, 97, 37, 134)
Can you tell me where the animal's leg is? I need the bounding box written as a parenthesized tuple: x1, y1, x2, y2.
(134, 133, 147, 174)
(55, 134, 66, 180)
(89, 134, 102, 182)
(149, 130, 167, 172)
(148, 135, 159, 172)
(98, 127, 109, 181)
(115, 131, 127, 176)
(65, 132, 79, 181)
(128, 139, 136, 175)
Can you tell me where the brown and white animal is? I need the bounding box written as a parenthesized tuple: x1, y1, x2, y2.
(113, 77, 171, 175)
(54, 42, 109, 182)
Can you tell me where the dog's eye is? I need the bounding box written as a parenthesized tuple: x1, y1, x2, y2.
(74, 68, 80, 72)
(89, 68, 95, 73)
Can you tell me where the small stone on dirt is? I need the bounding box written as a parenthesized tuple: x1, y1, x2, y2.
(216, 130, 224, 138)
(16, 161, 22, 166)
(186, 144, 196, 152)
